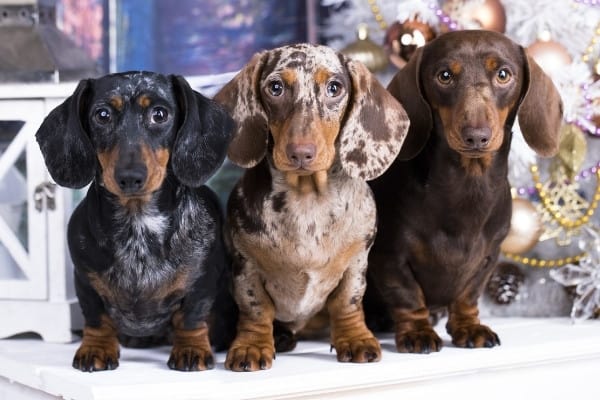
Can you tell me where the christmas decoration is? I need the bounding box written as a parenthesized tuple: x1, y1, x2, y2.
(527, 38, 573, 75)
(341, 23, 389, 72)
(550, 226, 600, 321)
(487, 262, 525, 304)
(384, 19, 436, 68)
(552, 124, 588, 180)
(442, 0, 506, 32)
(501, 198, 544, 255)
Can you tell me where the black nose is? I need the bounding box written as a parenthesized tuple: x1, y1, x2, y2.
(462, 126, 492, 150)
(115, 166, 147, 194)
(286, 143, 316, 168)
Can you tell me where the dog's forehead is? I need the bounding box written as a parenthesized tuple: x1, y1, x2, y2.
(91, 72, 174, 102)
(426, 30, 520, 64)
(268, 44, 345, 75)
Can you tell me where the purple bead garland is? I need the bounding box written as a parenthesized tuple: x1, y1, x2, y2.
(516, 161, 600, 196)
(574, 0, 600, 6)
(428, 1, 460, 31)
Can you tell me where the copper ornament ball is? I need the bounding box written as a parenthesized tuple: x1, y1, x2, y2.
(500, 198, 544, 255)
(384, 20, 436, 68)
(527, 39, 573, 75)
(442, 0, 506, 33)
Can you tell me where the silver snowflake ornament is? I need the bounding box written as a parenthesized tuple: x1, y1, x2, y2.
(549, 225, 600, 322)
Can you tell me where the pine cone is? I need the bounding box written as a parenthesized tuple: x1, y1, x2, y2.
(487, 262, 525, 305)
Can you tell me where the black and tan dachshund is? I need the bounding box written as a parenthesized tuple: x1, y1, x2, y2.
(366, 30, 563, 353)
(35, 71, 235, 372)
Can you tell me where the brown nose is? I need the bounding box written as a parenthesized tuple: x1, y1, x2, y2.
(461, 126, 491, 150)
(286, 143, 316, 168)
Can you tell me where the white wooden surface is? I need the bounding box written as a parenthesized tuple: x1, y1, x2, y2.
(0, 318, 599, 400)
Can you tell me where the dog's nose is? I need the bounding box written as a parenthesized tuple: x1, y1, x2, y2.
(462, 126, 492, 150)
(115, 166, 147, 194)
(286, 143, 316, 168)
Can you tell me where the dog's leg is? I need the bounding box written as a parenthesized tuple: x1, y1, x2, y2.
(369, 252, 443, 354)
(446, 254, 501, 348)
(328, 248, 381, 363)
(225, 259, 276, 372)
(167, 311, 215, 371)
(446, 299, 500, 348)
(73, 314, 120, 372)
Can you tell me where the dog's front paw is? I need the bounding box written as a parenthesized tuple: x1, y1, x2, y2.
(168, 344, 215, 371)
(450, 324, 500, 348)
(332, 335, 381, 363)
(72, 340, 120, 372)
(225, 341, 275, 372)
(395, 329, 443, 354)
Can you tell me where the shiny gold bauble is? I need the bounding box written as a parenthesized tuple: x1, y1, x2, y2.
(442, 0, 506, 33)
(384, 20, 436, 69)
(501, 198, 544, 254)
(526, 39, 572, 75)
(341, 23, 389, 72)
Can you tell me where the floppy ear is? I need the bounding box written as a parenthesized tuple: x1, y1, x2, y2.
(387, 47, 432, 160)
(517, 49, 563, 157)
(213, 51, 269, 168)
(339, 58, 410, 180)
(170, 75, 234, 187)
(35, 79, 96, 188)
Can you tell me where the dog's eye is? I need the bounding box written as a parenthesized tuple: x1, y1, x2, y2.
(268, 80, 284, 96)
(496, 68, 512, 84)
(151, 107, 169, 124)
(326, 81, 343, 97)
(437, 70, 453, 84)
(94, 108, 111, 124)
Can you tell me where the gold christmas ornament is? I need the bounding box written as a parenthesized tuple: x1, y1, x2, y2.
(442, 0, 506, 33)
(500, 197, 544, 254)
(341, 23, 389, 73)
(551, 124, 588, 180)
(526, 38, 572, 75)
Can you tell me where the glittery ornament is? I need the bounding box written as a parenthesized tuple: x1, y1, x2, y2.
(500, 198, 544, 254)
(341, 23, 388, 72)
(527, 39, 573, 75)
(487, 262, 525, 305)
(551, 124, 588, 180)
(384, 19, 436, 69)
(442, 0, 506, 33)
(549, 225, 600, 321)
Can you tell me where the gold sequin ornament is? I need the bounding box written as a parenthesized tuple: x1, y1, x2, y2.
(551, 124, 588, 181)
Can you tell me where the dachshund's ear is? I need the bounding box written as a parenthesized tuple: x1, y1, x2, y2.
(387, 47, 431, 160)
(213, 51, 269, 168)
(170, 75, 234, 187)
(339, 58, 410, 181)
(517, 49, 563, 157)
(35, 79, 96, 188)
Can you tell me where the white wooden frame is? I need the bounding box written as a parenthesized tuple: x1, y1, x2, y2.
(0, 83, 83, 343)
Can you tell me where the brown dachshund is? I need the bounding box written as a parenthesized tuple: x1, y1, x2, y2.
(365, 30, 563, 353)
(214, 43, 409, 371)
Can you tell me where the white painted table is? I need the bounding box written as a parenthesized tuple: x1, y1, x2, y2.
(0, 318, 599, 400)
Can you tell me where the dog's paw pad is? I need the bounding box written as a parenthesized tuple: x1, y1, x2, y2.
(451, 324, 500, 348)
(395, 329, 443, 354)
(168, 346, 215, 371)
(72, 345, 120, 372)
(225, 343, 275, 372)
(333, 336, 382, 363)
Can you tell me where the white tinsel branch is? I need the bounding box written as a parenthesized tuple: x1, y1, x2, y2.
(502, 0, 600, 56)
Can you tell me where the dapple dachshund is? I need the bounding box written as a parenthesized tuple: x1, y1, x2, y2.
(366, 30, 563, 353)
(214, 43, 410, 371)
(35, 71, 236, 371)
